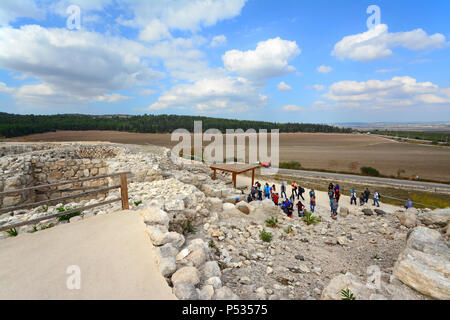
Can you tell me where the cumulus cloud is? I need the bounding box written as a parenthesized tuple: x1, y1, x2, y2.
(222, 37, 301, 79)
(119, 0, 246, 34)
(277, 81, 292, 91)
(323, 76, 450, 109)
(333, 24, 446, 62)
(317, 65, 332, 73)
(148, 76, 267, 113)
(0, 25, 163, 106)
(210, 35, 227, 47)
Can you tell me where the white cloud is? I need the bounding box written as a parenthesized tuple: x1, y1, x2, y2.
(0, 82, 14, 94)
(118, 0, 246, 34)
(148, 76, 267, 113)
(333, 24, 446, 62)
(138, 19, 171, 42)
(277, 81, 292, 91)
(317, 65, 332, 73)
(223, 37, 300, 79)
(210, 35, 227, 47)
(0, 0, 45, 26)
(376, 68, 399, 73)
(282, 105, 303, 111)
(313, 84, 325, 91)
(323, 76, 450, 109)
(0, 25, 163, 106)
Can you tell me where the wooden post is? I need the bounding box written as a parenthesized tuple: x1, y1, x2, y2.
(213, 169, 216, 180)
(120, 173, 129, 210)
(232, 172, 237, 188)
(251, 168, 255, 187)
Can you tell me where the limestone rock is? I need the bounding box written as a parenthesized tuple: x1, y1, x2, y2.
(396, 210, 417, 228)
(339, 207, 349, 218)
(418, 208, 450, 228)
(393, 226, 450, 300)
(173, 283, 198, 300)
(362, 209, 373, 216)
(202, 261, 221, 279)
(198, 285, 214, 300)
(206, 276, 222, 289)
(171, 266, 201, 286)
(213, 286, 239, 300)
(321, 272, 373, 300)
(138, 206, 170, 227)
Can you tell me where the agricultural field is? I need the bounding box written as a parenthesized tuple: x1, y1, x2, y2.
(7, 130, 450, 182)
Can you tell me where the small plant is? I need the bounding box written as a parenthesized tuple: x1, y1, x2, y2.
(279, 161, 302, 170)
(265, 216, 279, 228)
(41, 205, 49, 213)
(57, 206, 81, 221)
(134, 200, 142, 207)
(284, 225, 294, 234)
(183, 220, 197, 234)
(6, 228, 18, 237)
(302, 211, 321, 225)
(40, 223, 54, 230)
(209, 240, 216, 248)
(30, 225, 38, 233)
(341, 288, 356, 300)
(259, 229, 273, 242)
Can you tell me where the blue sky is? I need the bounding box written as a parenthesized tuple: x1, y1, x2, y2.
(0, 0, 449, 123)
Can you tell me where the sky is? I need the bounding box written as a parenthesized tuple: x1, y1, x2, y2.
(0, 0, 449, 124)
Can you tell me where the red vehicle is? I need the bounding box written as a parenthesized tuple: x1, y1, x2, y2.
(260, 162, 271, 168)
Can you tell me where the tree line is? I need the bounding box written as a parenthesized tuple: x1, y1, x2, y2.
(0, 112, 353, 138)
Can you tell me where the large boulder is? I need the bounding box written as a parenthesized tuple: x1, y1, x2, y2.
(171, 266, 201, 286)
(138, 206, 170, 227)
(173, 283, 198, 300)
(201, 261, 221, 279)
(235, 201, 251, 215)
(207, 197, 223, 212)
(321, 272, 373, 300)
(418, 208, 450, 228)
(393, 226, 450, 300)
(396, 210, 417, 228)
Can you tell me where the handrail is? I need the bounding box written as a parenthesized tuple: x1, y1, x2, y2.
(0, 172, 131, 232)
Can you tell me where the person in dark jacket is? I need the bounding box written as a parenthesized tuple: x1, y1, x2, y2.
(297, 185, 305, 200)
(364, 188, 370, 203)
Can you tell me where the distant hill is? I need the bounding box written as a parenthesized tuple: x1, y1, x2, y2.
(0, 112, 352, 138)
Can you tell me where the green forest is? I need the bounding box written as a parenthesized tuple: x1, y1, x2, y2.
(0, 113, 353, 138)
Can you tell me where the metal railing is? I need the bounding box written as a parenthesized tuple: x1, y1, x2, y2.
(0, 171, 131, 232)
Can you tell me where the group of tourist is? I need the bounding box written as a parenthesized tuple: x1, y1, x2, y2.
(247, 181, 316, 219)
(246, 179, 402, 221)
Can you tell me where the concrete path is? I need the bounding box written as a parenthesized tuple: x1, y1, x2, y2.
(0, 211, 176, 300)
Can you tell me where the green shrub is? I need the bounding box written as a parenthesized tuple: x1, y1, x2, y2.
(134, 200, 142, 206)
(57, 206, 81, 221)
(279, 161, 302, 170)
(259, 229, 273, 242)
(302, 211, 321, 225)
(284, 225, 294, 234)
(341, 288, 356, 300)
(265, 216, 279, 228)
(360, 166, 380, 177)
(40, 223, 54, 230)
(6, 228, 18, 237)
(183, 220, 197, 234)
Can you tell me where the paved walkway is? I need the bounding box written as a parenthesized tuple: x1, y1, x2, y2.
(0, 211, 176, 300)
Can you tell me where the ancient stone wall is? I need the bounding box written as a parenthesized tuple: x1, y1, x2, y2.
(0, 144, 113, 208)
